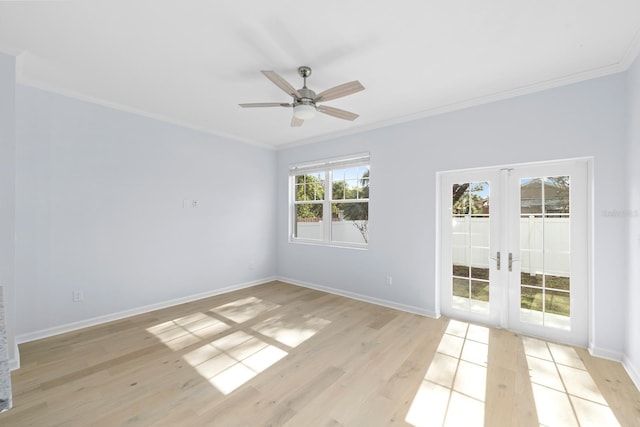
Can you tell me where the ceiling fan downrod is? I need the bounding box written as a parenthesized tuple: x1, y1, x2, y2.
(298, 66, 312, 88)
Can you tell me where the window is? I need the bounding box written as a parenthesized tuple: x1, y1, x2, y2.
(290, 153, 370, 247)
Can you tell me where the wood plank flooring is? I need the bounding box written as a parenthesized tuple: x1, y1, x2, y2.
(2, 281, 639, 426)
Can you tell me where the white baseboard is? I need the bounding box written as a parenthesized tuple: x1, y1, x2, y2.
(588, 345, 624, 362)
(622, 356, 640, 392)
(15, 277, 276, 346)
(9, 344, 19, 371)
(276, 276, 439, 319)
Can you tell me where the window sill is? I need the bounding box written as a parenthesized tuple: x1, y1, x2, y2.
(289, 239, 368, 251)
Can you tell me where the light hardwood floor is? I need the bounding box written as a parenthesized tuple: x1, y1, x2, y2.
(2, 281, 639, 426)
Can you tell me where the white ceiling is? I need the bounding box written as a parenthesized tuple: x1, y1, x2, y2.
(1, 1, 639, 149)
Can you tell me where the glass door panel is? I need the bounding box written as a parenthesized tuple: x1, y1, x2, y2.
(451, 181, 491, 314)
(508, 163, 588, 346)
(441, 160, 589, 346)
(518, 176, 571, 329)
(441, 171, 501, 326)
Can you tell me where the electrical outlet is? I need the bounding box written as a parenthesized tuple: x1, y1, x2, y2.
(386, 276, 393, 286)
(72, 290, 84, 302)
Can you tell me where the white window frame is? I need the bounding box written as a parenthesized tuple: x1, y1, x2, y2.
(289, 152, 370, 249)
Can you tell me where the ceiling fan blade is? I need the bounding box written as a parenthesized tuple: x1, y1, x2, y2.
(291, 116, 304, 127)
(261, 71, 302, 99)
(239, 102, 291, 108)
(317, 105, 359, 121)
(314, 81, 364, 102)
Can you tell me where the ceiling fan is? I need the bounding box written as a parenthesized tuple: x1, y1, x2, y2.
(239, 66, 365, 127)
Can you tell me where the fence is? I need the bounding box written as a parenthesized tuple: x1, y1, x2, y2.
(297, 216, 570, 276)
(452, 216, 570, 277)
(296, 220, 367, 244)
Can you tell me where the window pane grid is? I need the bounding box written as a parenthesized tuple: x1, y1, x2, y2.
(327, 198, 368, 204)
(291, 157, 369, 246)
(331, 166, 370, 202)
(451, 181, 490, 315)
(295, 173, 325, 201)
(330, 165, 369, 244)
(293, 200, 323, 205)
(520, 175, 571, 329)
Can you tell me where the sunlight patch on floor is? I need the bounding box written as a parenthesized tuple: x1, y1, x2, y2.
(406, 320, 488, 427)
(146, 312, 231, 350)
(523, 336, 620, 427)
(209, 296, 280, 323)
(182, 331, 288, 395)
(251, 313, 331, 347)
(148, 296, 331, 396)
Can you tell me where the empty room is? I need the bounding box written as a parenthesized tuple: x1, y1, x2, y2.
(1, 1, 640, 426)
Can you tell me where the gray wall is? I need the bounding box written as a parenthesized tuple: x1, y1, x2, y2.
(0, 53, 16, 367)
(277, 73, 628, 356)
(7, 52, 638, 386)
(14, 85, 277, 339)
(626, 54, 640, 386)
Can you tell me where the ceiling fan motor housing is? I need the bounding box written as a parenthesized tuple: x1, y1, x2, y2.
(296, 87, 317, 105)
(293, 86, 316, 119)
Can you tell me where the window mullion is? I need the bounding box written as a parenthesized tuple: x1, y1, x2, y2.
(290, 176, 296, 239)
(324, 170, 333, 242)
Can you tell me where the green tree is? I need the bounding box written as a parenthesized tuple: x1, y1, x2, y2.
(296, 174, 324, 219)
(338, 170, 369, 243)
(452, 182, 487, 214)
(331, 180, 349, 217)
(296, 170, 370, 242)
(546, 176, 569, 213)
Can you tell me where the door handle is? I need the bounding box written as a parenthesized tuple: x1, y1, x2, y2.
(508, 253, 520, 272)
(489, 252, 501, 270)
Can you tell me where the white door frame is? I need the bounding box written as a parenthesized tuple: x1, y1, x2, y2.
(436, 158, 593, 347)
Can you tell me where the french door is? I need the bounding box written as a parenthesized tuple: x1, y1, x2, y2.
(439, 160, 589, 345)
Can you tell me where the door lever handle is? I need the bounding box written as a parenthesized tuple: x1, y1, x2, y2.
(489, 252, 501, 270)
(509, 252, 513, 272)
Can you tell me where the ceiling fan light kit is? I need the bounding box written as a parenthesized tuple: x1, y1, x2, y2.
(293, 103, 316, 120)
(240, 66, 364, 127)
